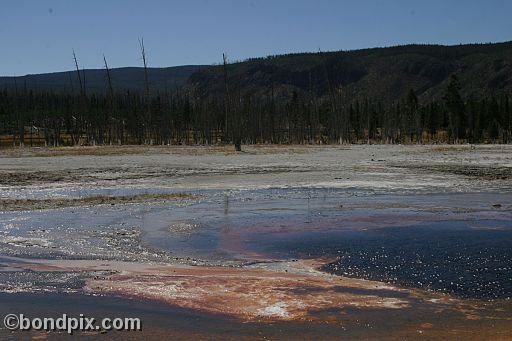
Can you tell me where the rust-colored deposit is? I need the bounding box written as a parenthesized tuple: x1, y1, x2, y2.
(87, 264, 413, 320)
(3, 256, 511, 328)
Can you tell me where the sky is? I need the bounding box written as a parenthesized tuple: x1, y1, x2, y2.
(1, 0, 511, 76)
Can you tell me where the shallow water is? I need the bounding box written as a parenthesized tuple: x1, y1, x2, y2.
(149, 189, 512, 299)
(2, 291, 509, 340)
(154, 191, 512, 299)
(1, 189, 512, 298)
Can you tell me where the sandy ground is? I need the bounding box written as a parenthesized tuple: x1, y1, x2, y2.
(0, 192, 194, 211)
(0, 144, 511, 197)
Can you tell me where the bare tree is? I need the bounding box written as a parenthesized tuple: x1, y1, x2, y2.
(103, 54, 115, 144)
(222, 53, 242, 151)
(72, 49, 84, 96)
(72, 49, 85, 145)
(139, 38, 151, 143)
(222, 53, 230, 143)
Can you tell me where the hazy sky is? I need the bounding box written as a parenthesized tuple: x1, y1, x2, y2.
(1, 0, 511, 75)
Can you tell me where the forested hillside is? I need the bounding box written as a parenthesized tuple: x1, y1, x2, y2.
(1, 42, 511, 147)
(189, 42, 512, 101)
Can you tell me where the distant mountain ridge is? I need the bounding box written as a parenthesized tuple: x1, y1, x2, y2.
(0, 65, 205, 94)
(1, 41, 512, 101)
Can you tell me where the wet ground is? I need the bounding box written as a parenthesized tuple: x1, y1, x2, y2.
(3, 292, 510, 341)
(2, 189, 512, 292)
(1, 145, 512, 339)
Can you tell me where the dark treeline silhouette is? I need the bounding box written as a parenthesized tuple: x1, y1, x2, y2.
(2, 40, 512, 148)
(1, 73, 510, 147)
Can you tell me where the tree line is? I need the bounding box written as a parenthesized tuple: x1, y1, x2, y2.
(1, 60, 511, 148)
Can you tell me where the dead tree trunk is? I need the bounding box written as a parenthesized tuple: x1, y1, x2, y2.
(103, 54, 115, 144)
(222, 53, 241, 151)
(139, 38, 151, 144)
(222, 53, 230, 144)
(73, 49, 85, 145)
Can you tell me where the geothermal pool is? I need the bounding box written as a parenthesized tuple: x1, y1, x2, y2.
(1, 145, 511, 339)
